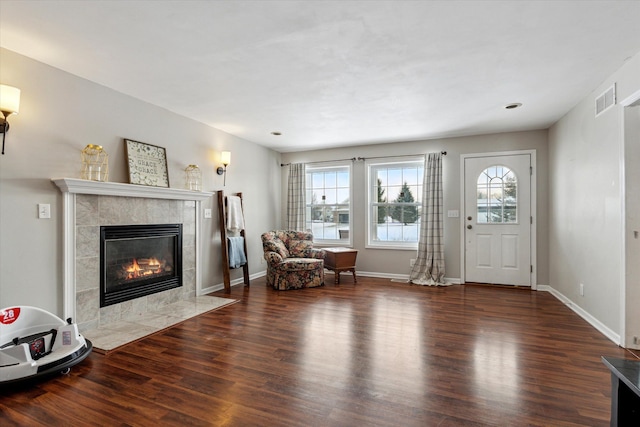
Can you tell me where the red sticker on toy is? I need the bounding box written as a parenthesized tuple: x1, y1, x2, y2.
(1, 307, 20, 325)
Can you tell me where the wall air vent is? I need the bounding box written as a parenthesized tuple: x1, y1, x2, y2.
(595, 83, 616, 117)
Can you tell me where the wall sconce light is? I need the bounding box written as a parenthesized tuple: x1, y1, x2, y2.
(216, 151, 231, 186)
(0, 85, 21, 155)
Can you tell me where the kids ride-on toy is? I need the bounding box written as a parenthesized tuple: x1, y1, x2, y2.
(0, 306, 92, 384)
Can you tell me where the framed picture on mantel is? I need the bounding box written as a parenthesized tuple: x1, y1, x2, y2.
(124, 139, 170, 188)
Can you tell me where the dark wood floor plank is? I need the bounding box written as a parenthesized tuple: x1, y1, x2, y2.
(1, 277, 636, 426)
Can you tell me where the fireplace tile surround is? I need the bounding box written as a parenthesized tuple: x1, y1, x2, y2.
(75, 194, 194, 330)
(53, 178, 213, 332)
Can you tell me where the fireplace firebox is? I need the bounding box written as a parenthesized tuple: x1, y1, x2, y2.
(100, 224, 182, 307)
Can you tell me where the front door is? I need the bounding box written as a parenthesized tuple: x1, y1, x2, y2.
(463, 153, 532, 286)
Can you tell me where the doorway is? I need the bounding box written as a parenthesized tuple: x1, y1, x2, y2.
(461, 151, 536, 287)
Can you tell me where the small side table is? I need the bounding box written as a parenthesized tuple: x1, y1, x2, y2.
(323, 247, 358, 285)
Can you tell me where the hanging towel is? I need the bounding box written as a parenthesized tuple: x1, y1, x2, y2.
(226, 195, 245, 233)
(228, 236, 247, 269)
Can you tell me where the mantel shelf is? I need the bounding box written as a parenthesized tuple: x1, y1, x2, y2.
(52, 178, 214, 201)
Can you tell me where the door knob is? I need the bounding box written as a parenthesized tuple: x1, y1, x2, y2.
(467, 225, 472, 229)
(467, 216, 472, 221)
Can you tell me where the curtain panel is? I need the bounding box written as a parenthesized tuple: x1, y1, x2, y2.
(286, 163, 306, 231)
(409, 152, 447, 285)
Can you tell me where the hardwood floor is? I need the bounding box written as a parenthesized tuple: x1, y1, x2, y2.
(1, 276, 636, 426)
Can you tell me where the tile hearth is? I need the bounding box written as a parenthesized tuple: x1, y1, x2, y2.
(83, 295, 237, 353)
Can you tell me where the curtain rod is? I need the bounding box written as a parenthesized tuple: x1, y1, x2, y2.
(357, 151, 447, 162)
(280, 151, 446, 167)
(280, 157, 358, 167)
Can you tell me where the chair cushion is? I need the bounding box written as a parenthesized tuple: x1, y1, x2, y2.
(278, 258, 324, 271)
(288, 238, 313, 257)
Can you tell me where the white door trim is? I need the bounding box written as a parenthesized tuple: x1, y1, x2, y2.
(618, 88, 640, 348)
(460, 150, 537, 289)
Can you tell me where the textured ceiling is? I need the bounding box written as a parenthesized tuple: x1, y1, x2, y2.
(1, 1, 639, 152)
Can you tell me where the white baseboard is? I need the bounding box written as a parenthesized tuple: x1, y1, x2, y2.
(357, 271, 409, 280)
(354, 271, 461, 284)
(538, 285, 621, 346)
(202, 269, 461, 289)
(199, 270, 267, 295)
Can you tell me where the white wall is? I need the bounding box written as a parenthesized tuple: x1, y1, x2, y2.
(0, 48, 281, 316)
(548, 51, 640, 344)
(281, 130, 549, 284)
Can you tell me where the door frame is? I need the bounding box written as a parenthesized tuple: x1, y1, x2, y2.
(619, 88, 640, 348)
(460, 150, 537, 289)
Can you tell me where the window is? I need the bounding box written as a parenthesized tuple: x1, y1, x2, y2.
(476, 165, 517, 223)
(367, 158, 423, 248)
(305, 163, 351, 244)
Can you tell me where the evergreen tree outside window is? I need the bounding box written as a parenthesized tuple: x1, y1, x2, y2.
(392, 182, 419, 224)
(367, 158, 423, 248)
(376, 178, 387, 224)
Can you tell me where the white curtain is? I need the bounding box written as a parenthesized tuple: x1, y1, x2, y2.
(286, 163, 306, 231)
(409, 152, 447, 285)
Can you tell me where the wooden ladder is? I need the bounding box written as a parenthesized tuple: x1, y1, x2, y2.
(217, 190, 250, 292)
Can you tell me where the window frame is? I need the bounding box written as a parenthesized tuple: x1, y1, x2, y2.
(475, 164, 519, 225)
(365, 156, 424, 250)
(305, 161, 352, 247)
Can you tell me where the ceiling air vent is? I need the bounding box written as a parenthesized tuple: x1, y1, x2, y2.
(595, 83, 616, 117)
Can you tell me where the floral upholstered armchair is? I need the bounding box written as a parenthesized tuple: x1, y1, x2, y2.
(261, 230, 325, 290)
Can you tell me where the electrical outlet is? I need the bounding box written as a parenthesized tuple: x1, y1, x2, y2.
(579, 283, 584, 296)
(410, 258, 416, 267)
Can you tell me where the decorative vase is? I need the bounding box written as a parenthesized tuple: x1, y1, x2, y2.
(80, 144, 109, 182)
(185, 164, 202, 191)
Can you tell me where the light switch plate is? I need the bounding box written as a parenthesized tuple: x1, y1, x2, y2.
(447, 210, 459, 218)
(38, 203, 51, 219)
(204, 208, 212, 219)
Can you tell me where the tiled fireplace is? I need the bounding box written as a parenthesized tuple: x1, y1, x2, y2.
(54, 178, 213, 331)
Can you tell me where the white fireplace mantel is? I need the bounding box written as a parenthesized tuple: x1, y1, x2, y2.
(53, 178, 214, 321)
(52, 178, 214, 201)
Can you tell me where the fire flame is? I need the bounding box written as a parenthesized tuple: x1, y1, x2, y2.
(124, 257, 164, 279)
